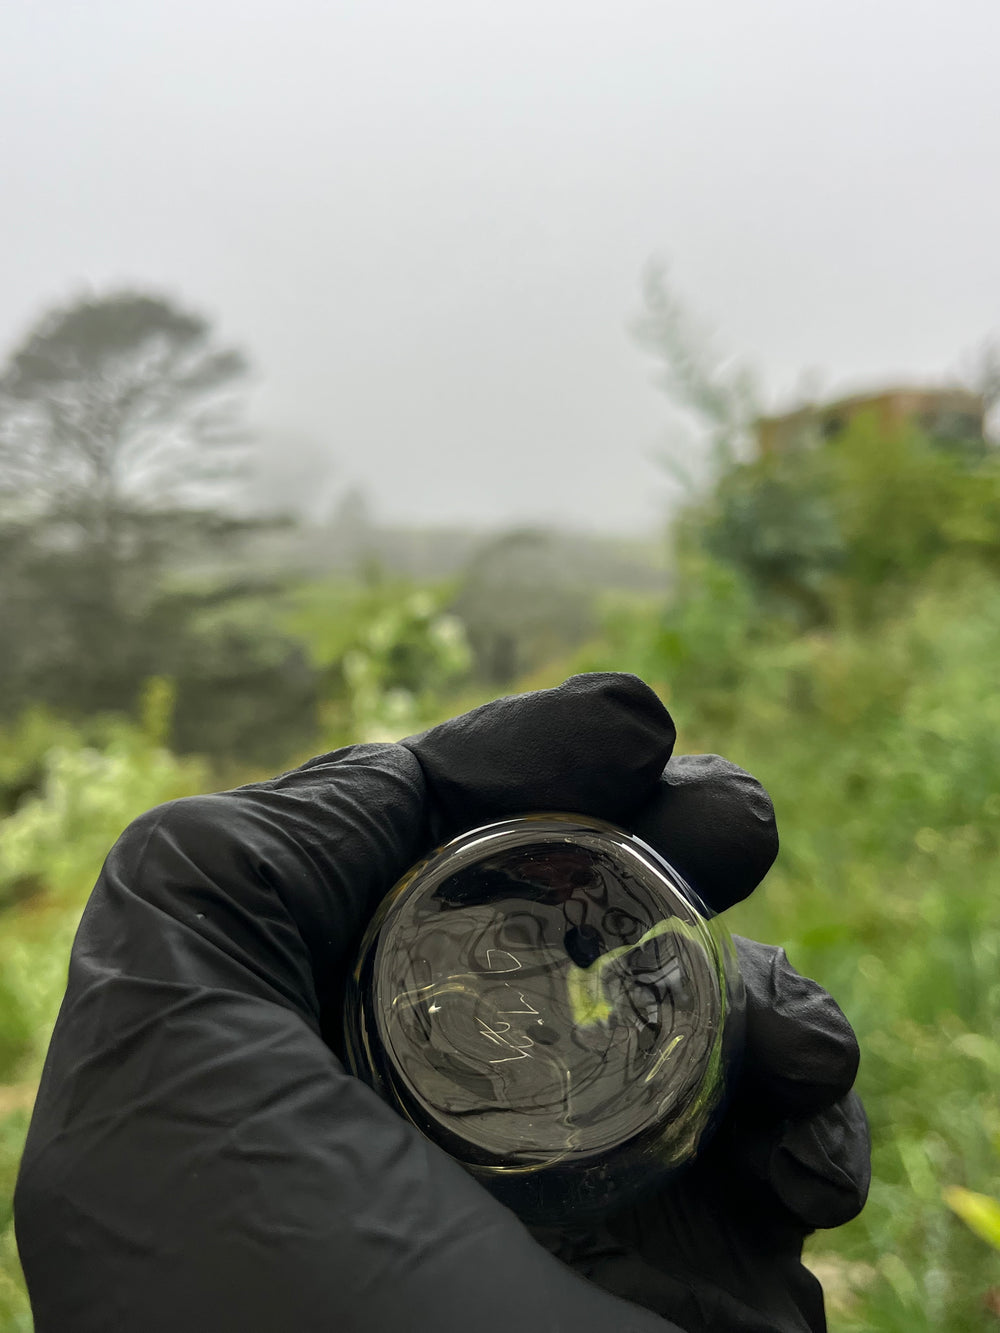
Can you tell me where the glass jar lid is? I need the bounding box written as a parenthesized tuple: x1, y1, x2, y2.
(345, 813, 743, 1222)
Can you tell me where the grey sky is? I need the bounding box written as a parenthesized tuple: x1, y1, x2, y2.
(2, 0, 998, 533)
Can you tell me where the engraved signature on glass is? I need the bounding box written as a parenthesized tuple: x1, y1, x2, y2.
(344, 814, 743, 1223)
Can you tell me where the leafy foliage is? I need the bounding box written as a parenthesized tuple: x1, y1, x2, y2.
(282, 576, 472, 743)
(572, 296, 1000, 1323)
(696, 412, 1000, 628)
(943, 1186, 1000, 1252)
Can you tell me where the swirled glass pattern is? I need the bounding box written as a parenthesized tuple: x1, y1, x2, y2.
(345, 814, 743, 1222)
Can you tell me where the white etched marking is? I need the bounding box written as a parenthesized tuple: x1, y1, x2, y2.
(499, 992, 540, 1015)
(476, 1019, 506, 1046)
(484, 949, 522, 973)
(477, 1017, 535, 1062)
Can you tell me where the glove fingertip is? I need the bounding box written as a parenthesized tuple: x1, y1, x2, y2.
(736, 939, 861, 1116)
(404, 673, 676, 830)
(629, 756, 779, 913)
(770, 1092, 872, 1230)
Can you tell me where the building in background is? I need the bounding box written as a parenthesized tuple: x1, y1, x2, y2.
(756, 386, 986, 456)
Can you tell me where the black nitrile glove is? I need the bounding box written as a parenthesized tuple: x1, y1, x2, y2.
(15, 674, 869, 1333)
(530, 933, 869, 1333)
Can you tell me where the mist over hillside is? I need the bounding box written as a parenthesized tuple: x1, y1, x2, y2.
(186, 492, 670, 591)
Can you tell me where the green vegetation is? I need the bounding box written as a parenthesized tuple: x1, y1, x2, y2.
(564, 414, 1000, 1330)
(571, 567, 1000, 1329)
(2, 310, 999, 1329)
(945, 1186, 1000, 1253)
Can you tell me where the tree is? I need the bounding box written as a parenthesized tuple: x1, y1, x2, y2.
(693, 411, 1000, 628)
(633, 262, 759, 491)
(0, 290, 319, 760)
(631, 266, 841, 622)
(702, 448, 844, 626)
(0, 290, 251, 711)
(0, 289, 249, 539)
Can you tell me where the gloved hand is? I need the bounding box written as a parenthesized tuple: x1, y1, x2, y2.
(529, 929, 869, 1333)
(15, 674, 869, 1333)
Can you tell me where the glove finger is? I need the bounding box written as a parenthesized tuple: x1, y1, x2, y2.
(772, 1090, 872, 1228)
(91, 742, 431, 1035)
(403, 672, 676, 833)
(627, 755, 779, 913)
(733, 936, 861, 1117)
(733, 1090, 872, 1231)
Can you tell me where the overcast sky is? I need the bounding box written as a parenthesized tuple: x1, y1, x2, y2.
(2, 0, 998, 533)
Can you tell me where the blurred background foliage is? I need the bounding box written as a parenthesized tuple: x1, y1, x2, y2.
(1, 282, 999, 1331)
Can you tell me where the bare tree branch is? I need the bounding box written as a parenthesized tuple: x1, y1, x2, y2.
(633, 262, 760, 479)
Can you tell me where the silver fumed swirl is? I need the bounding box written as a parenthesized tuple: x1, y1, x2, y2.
(371, 834, 722, 1165)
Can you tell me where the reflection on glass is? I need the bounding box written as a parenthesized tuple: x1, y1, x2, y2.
(345, 814, 743, 1223)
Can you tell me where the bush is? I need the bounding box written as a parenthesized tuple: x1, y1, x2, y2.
(700, 414, 1000, 628)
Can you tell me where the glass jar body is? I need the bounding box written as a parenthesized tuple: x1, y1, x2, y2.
(344, 813, 744, 1224)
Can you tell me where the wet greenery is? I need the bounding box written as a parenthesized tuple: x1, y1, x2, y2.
(2, 416, 999, 1328)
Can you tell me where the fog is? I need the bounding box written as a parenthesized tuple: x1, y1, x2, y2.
(2, 0, 998, 531)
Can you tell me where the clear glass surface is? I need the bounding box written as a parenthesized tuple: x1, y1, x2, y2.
(344, 813, 744, 1223)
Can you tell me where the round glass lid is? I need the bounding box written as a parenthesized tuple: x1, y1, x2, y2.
(345, 813, 743, 1218)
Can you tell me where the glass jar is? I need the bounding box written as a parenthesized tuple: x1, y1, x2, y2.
(344, 812, 744, 1224)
